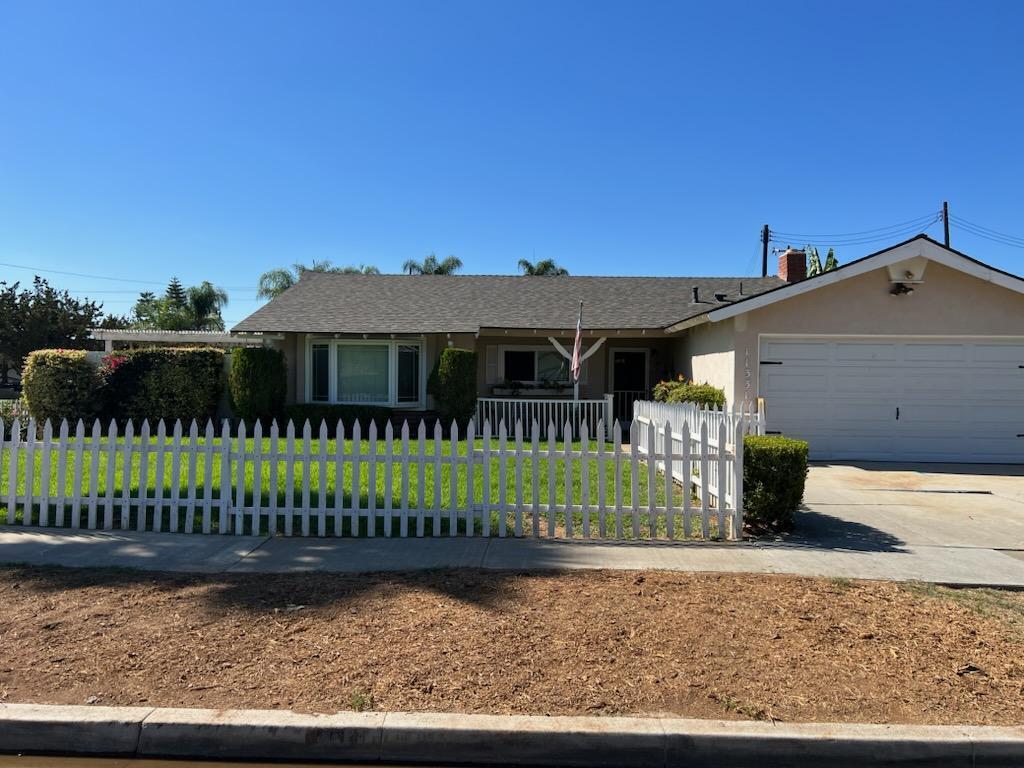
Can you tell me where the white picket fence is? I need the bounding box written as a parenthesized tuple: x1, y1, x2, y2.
(633, 400, 763, 510)
(0, 414, 744, 541)
(477, 396, 614, 440)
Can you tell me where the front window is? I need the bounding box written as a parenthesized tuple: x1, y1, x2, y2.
(397, 345, 420, 403)
(337, 344, 389, 403)
(502, 347, 574, 385)
(311, 344, 330, 402)
(307, 339, 424, 406)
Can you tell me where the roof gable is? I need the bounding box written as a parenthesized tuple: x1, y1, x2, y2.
(702, 235, 1024, 325)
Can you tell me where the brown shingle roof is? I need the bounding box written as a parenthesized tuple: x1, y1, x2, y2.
(232, 273, 786, 334)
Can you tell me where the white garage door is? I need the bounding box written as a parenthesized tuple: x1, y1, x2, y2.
(759, 337, 1024, 462)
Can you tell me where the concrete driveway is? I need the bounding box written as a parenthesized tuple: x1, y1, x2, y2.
(798, 462, 1024, 551)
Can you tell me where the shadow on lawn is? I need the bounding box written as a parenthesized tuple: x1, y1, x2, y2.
(0, 562, 526, 612)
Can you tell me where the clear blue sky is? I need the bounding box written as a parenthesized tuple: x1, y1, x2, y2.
(3, 0, 1024, 326)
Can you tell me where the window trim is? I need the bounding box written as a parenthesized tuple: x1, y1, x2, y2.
(305, 337, 426, 408)
(497, 344, 588, 385)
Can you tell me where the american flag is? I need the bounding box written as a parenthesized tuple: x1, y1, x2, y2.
(571, 300, 583, 383)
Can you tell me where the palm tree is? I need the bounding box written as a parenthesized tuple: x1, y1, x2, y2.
(402, 253, 463, 275)
(256, 260, 381, 299)
(187, 281, 229, 331)
(517, 258, 569, 276)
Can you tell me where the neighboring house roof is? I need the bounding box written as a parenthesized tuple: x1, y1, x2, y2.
(667, 234, 1024, 331)
(89, 329, 266, 347)
(232, 273, 785, 335)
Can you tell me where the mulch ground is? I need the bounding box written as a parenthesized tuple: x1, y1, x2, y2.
(0, 566, 1022, 725)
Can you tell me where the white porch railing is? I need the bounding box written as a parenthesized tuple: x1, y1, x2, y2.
(477, 395, 615, 440)
(633, 400, 764, 510)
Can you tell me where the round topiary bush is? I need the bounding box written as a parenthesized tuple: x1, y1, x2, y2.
(652, 375, 726, 408)
(228, 346, 287, 424)
(742, 434, 809, 534)
(21, 349, 102, 424)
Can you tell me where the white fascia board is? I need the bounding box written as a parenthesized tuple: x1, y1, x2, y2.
(706, 237, 1024, 323)
(663, 315, 709, 335)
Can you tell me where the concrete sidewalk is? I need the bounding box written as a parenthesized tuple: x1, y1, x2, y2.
(3, 525, 1024, 586)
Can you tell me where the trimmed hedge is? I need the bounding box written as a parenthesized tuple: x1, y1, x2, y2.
(101, 347, 225, 425)
(21, 349, 102, 424)
(653, 375, 726, 408)
(229, 347, 287, 423)
(743, 435, 809, 534)
(283, 403, 393, 436)
(427, 347, 477, 427)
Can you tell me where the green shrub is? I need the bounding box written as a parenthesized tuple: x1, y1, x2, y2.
(427, 347, 477, 427)
(21, 349, 102, 424)
(283, 403, 393, 436)
(0, 396, 33, 437)
(101, 347, 225, 425)
(228, 347, 287, 423)
(653, 375, 726, 408)
(743, 434, 809, 534)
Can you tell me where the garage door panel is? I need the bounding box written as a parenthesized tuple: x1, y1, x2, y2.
(972, 344, 1024, 363)
(903, 343, 968, 362)
(760, 341, 829, 361)
(833, 343, 899, 362)
(760, 337, 1024, 462)
(832, 371, 900, 393)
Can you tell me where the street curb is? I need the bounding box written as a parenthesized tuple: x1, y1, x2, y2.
(1, 703, 1023, 767)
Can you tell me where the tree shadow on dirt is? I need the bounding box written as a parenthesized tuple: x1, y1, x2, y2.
(0, 562, 530, 613)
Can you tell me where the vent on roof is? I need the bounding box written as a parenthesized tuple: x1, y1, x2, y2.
(714, 292, 727, 302)
(692, 286, 699, 302)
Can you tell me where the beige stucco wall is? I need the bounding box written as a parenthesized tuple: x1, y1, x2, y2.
(677, 260, 1024, 405)
(277, 331, 679, 407)
(672, 319, 736, 401)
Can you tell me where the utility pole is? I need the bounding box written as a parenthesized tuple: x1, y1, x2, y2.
(942, 201, 950, 247)
(761, 224, 770, 277)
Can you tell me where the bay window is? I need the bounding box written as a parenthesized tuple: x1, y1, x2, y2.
(307, 339, 424, 407)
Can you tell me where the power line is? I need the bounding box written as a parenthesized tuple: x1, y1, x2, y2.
(949, 215, 1024, 248)
(770, 216, 941, 248)
(0, 260, 253, 291)
(770, 210, 940, 240)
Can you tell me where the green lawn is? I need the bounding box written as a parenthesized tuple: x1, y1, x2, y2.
(0, 437, 728, 539)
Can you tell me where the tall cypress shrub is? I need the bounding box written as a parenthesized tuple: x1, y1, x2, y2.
(228, 346, 287, 423)
(427, 347, 477, 427)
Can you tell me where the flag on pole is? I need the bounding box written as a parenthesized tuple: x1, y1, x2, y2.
(571, 300, 583, 383)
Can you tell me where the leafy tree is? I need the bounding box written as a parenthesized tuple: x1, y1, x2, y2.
(0, 277, 104, 383)
(187, 281, 229, 331)
(402, 253, 463, 275)
(130, 280, 229, 331)
(517, 258, 569, 276)
(805, 246, 839, 277)
(256, 260, 380, 299)
(96, 313, 132, 329)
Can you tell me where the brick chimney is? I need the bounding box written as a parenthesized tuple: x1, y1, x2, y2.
(778, 247, 807, 283)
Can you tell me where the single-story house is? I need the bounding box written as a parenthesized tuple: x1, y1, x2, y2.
(234, 235, 1024, 463)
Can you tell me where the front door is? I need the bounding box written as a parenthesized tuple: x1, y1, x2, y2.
(611, 349, 648, 423)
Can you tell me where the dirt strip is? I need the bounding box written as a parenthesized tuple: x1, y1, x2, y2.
(0, 566, 1022, 725)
